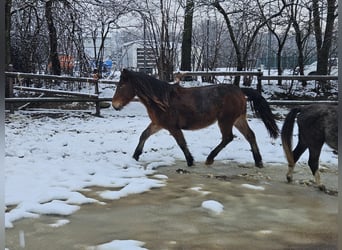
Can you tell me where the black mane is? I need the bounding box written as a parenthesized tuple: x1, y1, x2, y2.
(122, 69, 176, 111)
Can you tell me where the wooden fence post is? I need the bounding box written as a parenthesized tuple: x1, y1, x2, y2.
(257, 69, 263, 94)
(7, 64, 14, 113)
(93, 71, 101, 116)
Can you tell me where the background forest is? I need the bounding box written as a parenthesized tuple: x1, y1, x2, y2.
(5, 0, 338, 82)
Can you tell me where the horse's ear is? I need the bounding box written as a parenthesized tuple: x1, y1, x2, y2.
(121, 68, 129, 79)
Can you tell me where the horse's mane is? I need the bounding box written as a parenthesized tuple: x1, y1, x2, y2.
(122, 69, 176, 111)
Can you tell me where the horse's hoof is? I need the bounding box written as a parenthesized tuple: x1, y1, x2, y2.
(186, 155, 194, 167)
(318, 184, 326, 192)
(255, 162, 263, 168)
(286, 175, 293, 183)
(187, 159, 194, 167)
(132, 153, 140, 161)
(205, 159, 214, 165)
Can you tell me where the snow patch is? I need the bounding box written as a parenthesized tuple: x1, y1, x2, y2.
(190, 187, 211, 195)
(241, 184, 265, 191)
(87, 239, 148, 250)
(49, 219, 70, 228)
(201, 200, 224, 215)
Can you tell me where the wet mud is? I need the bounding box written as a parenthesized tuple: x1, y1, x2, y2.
(6, 162, 338, 250)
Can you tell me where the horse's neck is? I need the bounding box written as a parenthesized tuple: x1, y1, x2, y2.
(137, 92, 168, 112)
(135, 81, 171, 111)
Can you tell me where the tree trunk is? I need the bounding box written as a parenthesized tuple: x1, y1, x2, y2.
(180, 0, 194, 75)
(313, 0, 337, 76)
(45, 0, 61, 75)
(5, 0, 12, 97)
(5, 0, 11, 67)
(292, 18, 307, 86)
(212, 1, 242, 86)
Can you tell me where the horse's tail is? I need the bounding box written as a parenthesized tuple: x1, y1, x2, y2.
(281, 107, 301, 167)
(241, 88, 279, 139)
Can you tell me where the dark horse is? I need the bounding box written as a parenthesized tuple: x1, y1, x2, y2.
(112, 69, 279, 167)
(281, 104, 338, 189)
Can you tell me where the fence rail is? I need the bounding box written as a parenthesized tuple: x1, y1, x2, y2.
(267, 100, 338, 105)
(5, 72, 118, 84)
(174, 70, 338, 93)
(6, 70, 338, 115)
(260, 75, 338, 81)
(5, 97, 113, 103)
(13, 86, 99, 98)
(174, 70, 338, 81)
(5, 71, 118, 115)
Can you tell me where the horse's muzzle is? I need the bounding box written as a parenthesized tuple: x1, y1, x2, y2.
(112, 101, 123, 111)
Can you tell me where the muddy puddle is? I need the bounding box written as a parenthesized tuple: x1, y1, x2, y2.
(5, 162, 338, 250)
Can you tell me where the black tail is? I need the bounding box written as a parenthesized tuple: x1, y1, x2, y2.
(281, 107, 301, 166)
(241, 88, 279, 139)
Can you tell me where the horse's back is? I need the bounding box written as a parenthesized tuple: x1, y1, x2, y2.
(322, 105, 338, 150)
(166, 84, 246, 130)
(297, 104, 337, 150)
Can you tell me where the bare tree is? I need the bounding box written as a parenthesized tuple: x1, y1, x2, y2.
(312, 0, 338, 75)
(127, 0, 183, 81)
(155, 0, 182, 81)
(289, 0, 314, 82)
(9, 1, 49, 74)
(191, 13, 228, 81)
(210, 0, 286, 86)
(180, 0, 194, 73)
(5, 0, 12, 97)
(259, 0, 292, 85)
(81, 0, 132, 76)
(45, 0, 62, 75)
(5, 0, 12, 67)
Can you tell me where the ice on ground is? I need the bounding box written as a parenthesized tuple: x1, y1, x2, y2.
(49, 219, 70, 228)
(27, 200, 80, 215)
(87, 239, 148, 250)
(201, 200, 224, 215)
(153, 174, 168, 179)
(99, 178, 165, 200)
(190, 186, 211, 195)
(241, 184, 265, 191)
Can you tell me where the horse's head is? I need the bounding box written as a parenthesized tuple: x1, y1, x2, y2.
(112, 69, 136, 110)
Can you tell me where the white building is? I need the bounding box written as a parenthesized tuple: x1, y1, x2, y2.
(120, 41, 156, 74)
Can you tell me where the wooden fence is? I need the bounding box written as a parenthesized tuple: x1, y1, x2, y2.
(174, 70, 338, 106)
(5, 70, 338, 116)
(5, 71, 117, 116)
(174, 70, 338, 92)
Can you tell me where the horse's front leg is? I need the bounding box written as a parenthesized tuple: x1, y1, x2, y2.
(169, 128, 194, 166)
(206, 120, 234, 165)
(133, 123, 161, 161)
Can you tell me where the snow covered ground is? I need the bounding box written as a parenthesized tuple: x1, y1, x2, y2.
(5, 74, 338, 249)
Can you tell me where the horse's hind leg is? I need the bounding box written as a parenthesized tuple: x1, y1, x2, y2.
(206, 121, 234, 165)
(133, 123, 161, 161)
(234, 116, 263, 168)
(287, 140, 307, 182)
(168, 128, 194, 166)
(308, 145, 325, 190)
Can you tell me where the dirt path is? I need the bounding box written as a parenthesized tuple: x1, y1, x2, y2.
(6, 162, 338, 250)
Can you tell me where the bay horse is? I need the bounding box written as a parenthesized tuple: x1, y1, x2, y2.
(281, 104, 338, 190)
(112, 69, 279, 167)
